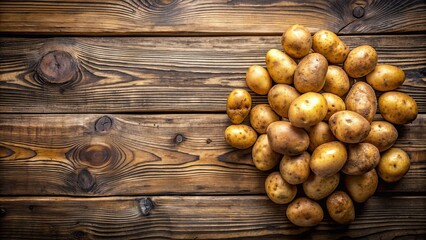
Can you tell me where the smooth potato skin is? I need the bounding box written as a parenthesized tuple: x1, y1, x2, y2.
(366, 64, 405, 91)
(252, 134, 281, 171)
(250, 104, 280, 134)
(286, 197, 324, 227)
(265, 172, 297, 204)
(308, 121, 337, 151)
(268, 84, 300, 118)
(312, 30, 349, 64)
(226, 89, 252, 124)
(379, 91, 418, 124)
(345, 82, 377, 122)
(326, 191, 355, 225)
(377, 148, 410, 182)
(266, 49, 297, 84)
(344, 169, 378, 203)
(303, 173, 340, 200)
(224, 125, 257, 149)
(364, 121, 398, 152)
(322, 93, 346, 121)
(342, 143, 380, 175)
(344, 45, 378, 78)
(267, 121, 309, 155)
(246, 65, 273, 95)
(311, 141, 347, 177)
(294, 53, 328, 93)
(282, 24, 312, 59)
(280, 151, 310, 185)
(288, 92, 328, 128)
(329, 110, 371, 143)
(323, 66, 350, 97)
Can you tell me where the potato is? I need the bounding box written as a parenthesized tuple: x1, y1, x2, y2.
(308, 122, 336, 151)
(294, 53, 328, 93)
(344, 169, 378, 203)
(265, 172, 297, 204)
(364, 121, 398, 152)
(345, 82, 377, 122)
(267, 121, 309, 156)
(322, 93, 346, 121)
(344, 45, 378, 78)
(246, 65, 273, 95)
(252, 134, 281, 171)
(377, 148, 410, 183)
(288, 92, 328, 128)
(323, 65, 351, 97)
(267, 84, 300, 118)
(286, 197, 324, 227)
(310, 141, 347, 177)
(224, 124, 257, 149)
(250, 104, 280, 134)
(329, 110, 371, 143)
(282, 24, 312, 59)
(312, 30, 349, 64)
(266, 49, 297, 84)
(303, 172, 340, 200)
(366, 64, 405, 91)
(326, 191, 355, 225)
(379, 91, 418, 124)
(279, 151, 310, 185)
(226, 89, 252, 124)
(342, 143, 380, 175)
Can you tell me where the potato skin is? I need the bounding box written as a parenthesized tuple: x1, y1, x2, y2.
(288, 92, 328, 128)
(312, 30, 349, 64)
(379, 91, 418, 124)
(342, 143, 380, 175)
(377, 148, 410, 183)
(280, 151, 310, 185)
(326, 191, 355, 225)
(282, 24, 312, 59)
(366, 64, 405, 92)
(345, 82, 377, 123)
(311, 141, 347, 177)
(246, 65, 273, 95)
(267, 121, 309, 155)
(226, 89, 252, 124)
(303, 172, 340, 200)
(268, 84, 300, 118)
(344, 169, 378, 203)
(344, 45, 378, 78)
(294, 53, 328, 93)
(308, 121, 336, 151)
(250, 104, 280, 134)
(224, 124, 257, 149)
(265, 172, 297, 204)
(266, 49, 297, 84)
(323, 65, 350, 97)
(252, 134, 281, 171)
(364, 121, 398, 152)
(286, 197, 324, 227)
(322, 93, 346, 121)
(329, 110, 371, 143)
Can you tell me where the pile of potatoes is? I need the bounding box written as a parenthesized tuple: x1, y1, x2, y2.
(224, 24, 417, 227)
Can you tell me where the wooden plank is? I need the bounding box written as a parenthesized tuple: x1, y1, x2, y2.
(0, 114, 424, 196)
(0, 196, 425, 239)
(0, 35, 425, 113)
(0, 0, 425, 35)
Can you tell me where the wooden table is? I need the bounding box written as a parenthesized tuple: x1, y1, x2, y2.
(0, 1, 425, 239)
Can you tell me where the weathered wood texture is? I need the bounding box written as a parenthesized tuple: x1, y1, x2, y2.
(0, 35, 425, 113)
(0, 196, 425, 239)
(0, 114, 424, 196)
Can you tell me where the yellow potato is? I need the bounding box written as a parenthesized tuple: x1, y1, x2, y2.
(303, 172, 340, 200)
(266, 49, 297, 84)
(322, 93, 346, 121)
(308, 121, 336, 151)
(267, 84, 300, 118)
(312, 30, 349, 64)
(377, 148, 410, 183)
(366, 64, 405, 91)
(282, 24, 312, 59)
(344, 169, 378, 203)
(279, 151, 310, 185)
(288, 92, 328, 128)
(286, 197, 324, 227)
(226, 89, 252, 124)
(310, 141, 347, 177)
(252, 134, 281, 171)
(345, 82, 377, 122)
(326, 191, 355, 225)
(379, 91, 418, 124)
(323, 65, 351, 97)
(265, 172, 297, 204)
(266, 121, 309, 155)
(342, 143, 380, 175)
(224, 124, 257, 149)
(329, 110, 371, 143)
(364, 121, 398, 152)
(246, 65, 273, 95)
(344, 45, 378, 78)
(294, 53, 328, 93)
(250, 104, 280, 134)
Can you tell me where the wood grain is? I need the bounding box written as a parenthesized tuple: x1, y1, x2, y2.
(0, 35, 425, 113)
(0, 196, 425, 239)
(0, 114, 424, 196)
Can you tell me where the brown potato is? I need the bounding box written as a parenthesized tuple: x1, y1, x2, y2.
(280, 151, 310, 185)
(286, 197, 324, 227)
(312, 30, 349, 64)
(267, 121, 309, 156)
(311, 141, 347, 177)
(250, 104, 280, 134)
(303, 172, 340, 200)
(308, 122, 336, 151)
(252, 134, 282, 171)
(329, 110, 371, 143)
(288, 92, 328, 128)
(377, 148, 410, 183)
(265, 172, 297, 204)
(345, 82, 377, 122)
(366, 64, 405, 92)
(224, 124, 257, 149)
(268, 84, 300, 118)
(326, 191, 355, 225)
(322, 93, 346, 121)
(266, 49, 297, 84)
(226, 89, 252, 124)
(294, 53, 328, 93)
(246, 65, 273, 95)
(344, 169, 378, 203)
(282, 24, 312, 59)
(342, 143, 380, 175)
(379, 91, 418, 124)
(344, 45, 378, 78)
(323, 65, 350, 97)
(364, 121, 398, 152)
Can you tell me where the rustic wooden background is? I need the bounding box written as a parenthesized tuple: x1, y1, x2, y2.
(0, 0, 425, 239)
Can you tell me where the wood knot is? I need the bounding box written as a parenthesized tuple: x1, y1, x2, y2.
(36, 50, 77, 84)
(77, 169, 95, 192)
(79, 145, 111, 166)
(174, 134, 186, 144)
(95, 116, 113, 133)
(352, 6, 365, 18)
(139, 198, 155, 216)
